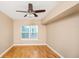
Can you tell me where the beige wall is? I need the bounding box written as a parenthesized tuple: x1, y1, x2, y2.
(0, 12, 13, 55)
(14, 19, 46, 45)
(46, 13, 79, 57)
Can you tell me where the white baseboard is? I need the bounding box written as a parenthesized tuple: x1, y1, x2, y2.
(47, 44, 64, 58)
(14, 43, 47, 46)
(0, 44, 14, 58)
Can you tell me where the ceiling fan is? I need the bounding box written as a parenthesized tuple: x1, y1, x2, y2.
(16, 3, 46, 17)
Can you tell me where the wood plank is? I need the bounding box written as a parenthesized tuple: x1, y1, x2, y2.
(2, 45, 60, 58)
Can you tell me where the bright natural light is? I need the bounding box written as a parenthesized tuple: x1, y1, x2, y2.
(21, 25, 38, 40)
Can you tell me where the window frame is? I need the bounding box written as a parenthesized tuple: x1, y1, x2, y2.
(20, 25, 38, 40)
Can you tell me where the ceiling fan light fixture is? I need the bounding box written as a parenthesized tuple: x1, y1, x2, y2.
(16, 3, 46, 17)
(27, 13, 34, 18)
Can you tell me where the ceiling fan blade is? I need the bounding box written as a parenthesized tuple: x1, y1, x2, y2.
(34, 10, 46, 13)
(28, 3, 33, 12)
(24, 15, 27, 17)
(16, 10, 27, 13)
(33, 13, 38, 17)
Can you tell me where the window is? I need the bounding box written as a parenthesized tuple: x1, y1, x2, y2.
(21, 25, 38, 40)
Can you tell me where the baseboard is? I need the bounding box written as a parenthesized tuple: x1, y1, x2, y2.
(14, 43, 47, 46)
(0, 44, 14, 58)
(47, 44, 64, 58)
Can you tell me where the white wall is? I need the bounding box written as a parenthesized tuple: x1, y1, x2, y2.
(14, 19, 47, 45)
(0, 12, 13, 55)
(46, 13, 79, 58)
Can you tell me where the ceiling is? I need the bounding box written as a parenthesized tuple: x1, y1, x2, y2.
(0, 1, 59, 20)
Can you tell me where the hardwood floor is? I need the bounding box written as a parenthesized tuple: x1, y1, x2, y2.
(2, 45, 60, 58)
